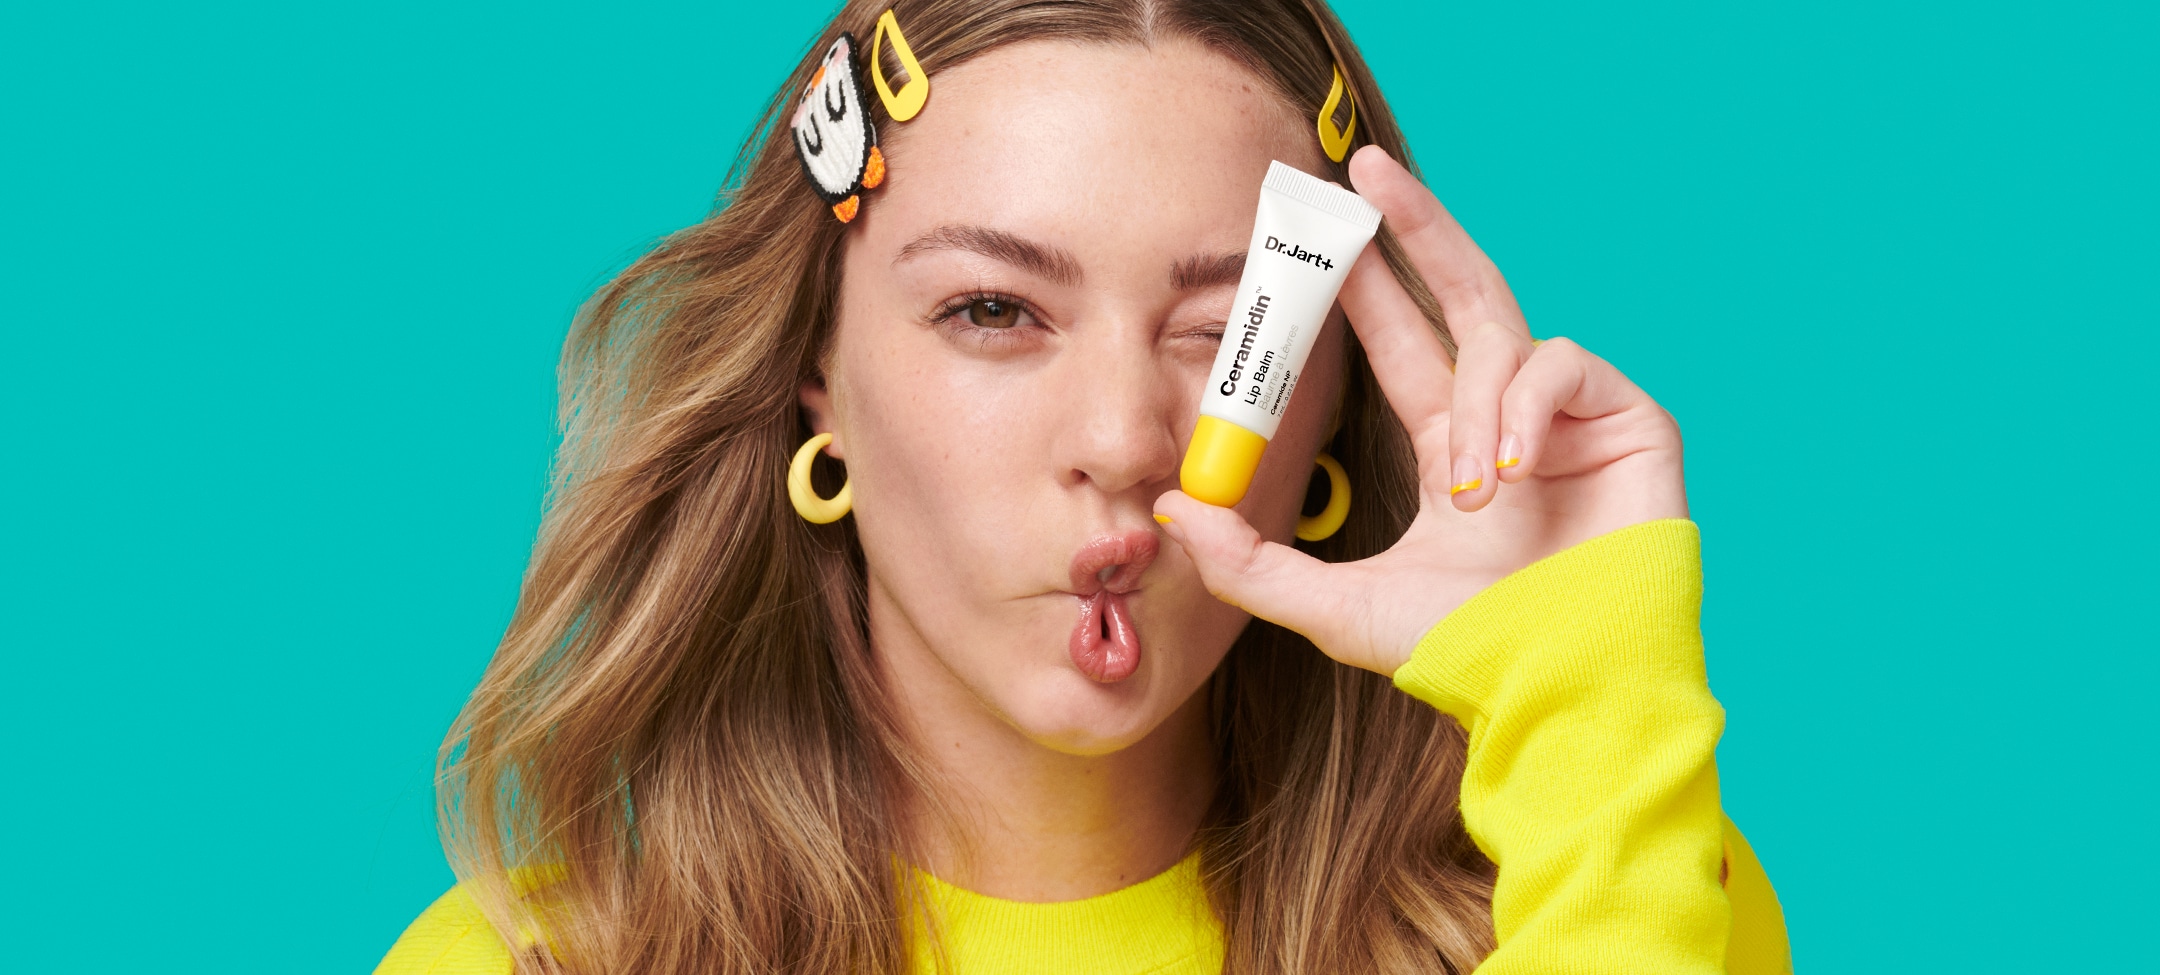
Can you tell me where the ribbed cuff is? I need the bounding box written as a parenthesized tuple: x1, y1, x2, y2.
(1391, 519, 1704, 725)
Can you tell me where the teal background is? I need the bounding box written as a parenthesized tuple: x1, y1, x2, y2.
(4, 1, 2152, 970)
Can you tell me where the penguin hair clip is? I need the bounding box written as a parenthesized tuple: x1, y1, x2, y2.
(790, 9, 929, 223)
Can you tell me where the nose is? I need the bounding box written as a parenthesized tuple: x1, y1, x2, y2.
(1049, 327, 1182, 497)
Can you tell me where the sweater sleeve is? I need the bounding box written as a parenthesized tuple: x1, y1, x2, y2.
(373, 885, 515, 975)
(1391, 519, 1788, 974)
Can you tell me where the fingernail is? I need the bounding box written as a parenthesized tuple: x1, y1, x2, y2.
(1496, 435, 1522, 469)
(1153, 513, 1174, 525)
(1450, 454, 1483, 496)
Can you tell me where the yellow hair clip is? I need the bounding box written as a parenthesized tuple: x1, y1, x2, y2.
(870, 9, 930, 122)
(1317, 65, 1357, 163)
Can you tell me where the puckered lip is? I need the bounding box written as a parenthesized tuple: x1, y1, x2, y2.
(1065, 529, 1159, 596)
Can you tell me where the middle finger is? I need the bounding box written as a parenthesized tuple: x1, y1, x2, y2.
(1446, 320, 1536, 511)
(1337, 240, 1456, 436)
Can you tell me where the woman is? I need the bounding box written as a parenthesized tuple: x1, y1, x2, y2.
(378, 1, 1790, 972)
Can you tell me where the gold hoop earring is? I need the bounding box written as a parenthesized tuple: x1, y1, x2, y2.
(1296, 452, 1351, 542)
(788, 433, 852, 524)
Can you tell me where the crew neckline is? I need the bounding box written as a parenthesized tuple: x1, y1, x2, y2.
(907, 850, 1223, 974)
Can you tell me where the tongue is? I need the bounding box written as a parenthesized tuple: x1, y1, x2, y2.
(1069, 591, 1141, 683)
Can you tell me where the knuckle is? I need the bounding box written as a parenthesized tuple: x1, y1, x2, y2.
(1232, 529, 1272, 577)
(1394, 207, 1442, 241)
(1465, 319, 1514, 348)
(1648, 403, 1683, 445)
(1535, 334, 1582, 357)
(1500, 379, 1544, 418)
(1443, 270, 1509, 315)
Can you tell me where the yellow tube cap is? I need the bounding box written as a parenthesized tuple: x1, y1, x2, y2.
(1180, 415, 1269, 508)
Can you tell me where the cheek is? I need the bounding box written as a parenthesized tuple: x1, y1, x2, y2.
(836, 334, 1007, 537)
(826, 314, 1059, 622)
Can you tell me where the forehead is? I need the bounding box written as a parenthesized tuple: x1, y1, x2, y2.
(856, 38, 1326, 260)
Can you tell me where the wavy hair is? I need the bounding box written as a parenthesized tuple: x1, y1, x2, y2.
(438, 1, 1490, 972)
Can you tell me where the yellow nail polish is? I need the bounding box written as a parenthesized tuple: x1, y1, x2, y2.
(1496, 457, 1519, 469)
(1153, 513, 1173, 525)
(1450, 478, 1482, 496)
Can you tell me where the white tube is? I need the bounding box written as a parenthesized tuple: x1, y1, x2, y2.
(1180, 161, 1382, 508)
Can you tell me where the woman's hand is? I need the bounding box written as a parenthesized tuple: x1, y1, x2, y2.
(1153, 145, 1688, 676)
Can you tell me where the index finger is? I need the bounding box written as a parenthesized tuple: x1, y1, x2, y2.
(1337, 240, 1454, 433)
(1347, 145, 1530, 343)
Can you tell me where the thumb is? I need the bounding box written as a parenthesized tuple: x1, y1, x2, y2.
(1154, 489, 1351, 652)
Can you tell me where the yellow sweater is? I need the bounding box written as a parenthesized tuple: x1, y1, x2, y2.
(376, 520, 1790, 974)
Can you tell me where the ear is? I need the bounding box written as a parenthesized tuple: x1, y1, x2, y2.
(798, 377, 845, 460)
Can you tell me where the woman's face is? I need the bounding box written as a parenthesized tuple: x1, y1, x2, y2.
(804, 38, 1342, 756)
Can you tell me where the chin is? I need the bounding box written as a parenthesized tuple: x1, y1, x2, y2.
(996, 666, 1180, 757)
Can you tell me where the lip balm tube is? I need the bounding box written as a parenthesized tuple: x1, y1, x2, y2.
(1181, 161, 1383, 508)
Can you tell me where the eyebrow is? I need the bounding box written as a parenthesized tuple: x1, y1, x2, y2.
(895, 225, 1083, 286)
(1170, 252, 1246, 291)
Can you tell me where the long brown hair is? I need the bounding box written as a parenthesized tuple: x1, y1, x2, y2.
(438, 2, 1489, 972)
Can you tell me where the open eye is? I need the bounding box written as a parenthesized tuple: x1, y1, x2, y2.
(962, 297, 1023, 329)
(928, 292, 1044, 343)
